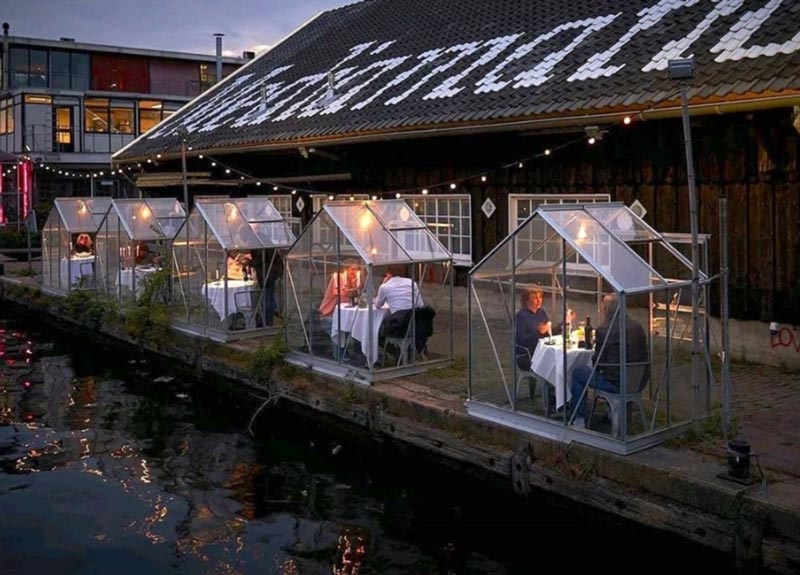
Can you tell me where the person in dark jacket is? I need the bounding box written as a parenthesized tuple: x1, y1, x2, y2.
(514, 288, 549, 370)
(250, 249, 283, 326)
(569, 294, 648, 426)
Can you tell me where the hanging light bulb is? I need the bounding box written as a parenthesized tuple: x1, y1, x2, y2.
(588, 136, 596, 145)
(273, 186, 279, 191)
(199, 154, 204, 159)
(291, 189, 297, 195)
(395, 192, 401, 199)
(480, 175, 487, 182)
(449, 183, 456, 190)
(371, 195, 378, 200)
(225, 168, 231, 174)
(623, 115, 632, 125)
(211, 161, 216, 167)
(156, 153, 162, 159)
(256, 181, 262, 186)
(518, 162, 524, 168)
(422, 189, 429, 195)
(544, 149, 552, 156)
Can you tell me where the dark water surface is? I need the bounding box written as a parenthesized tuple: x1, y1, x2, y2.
(0, 310, 737, 574)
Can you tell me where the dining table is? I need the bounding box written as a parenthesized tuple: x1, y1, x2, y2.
(330, 304, 390, 366)
(530, 335, 594, 410)
(117, 265, 159, 299)
(201, 279, 257, 321)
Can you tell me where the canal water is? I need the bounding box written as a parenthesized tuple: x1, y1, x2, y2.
(0, 309, 738, 575)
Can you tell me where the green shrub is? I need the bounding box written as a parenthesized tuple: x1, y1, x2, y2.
(0, 228, 40, 249)
(249, 334, 287, 384)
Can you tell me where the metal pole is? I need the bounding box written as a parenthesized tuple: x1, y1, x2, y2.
(90, 174, 95, 197)
(181, 138, 188, 210)
(679, 84, 702, 424)
(720, 198, 731, 438)
(214, 34, 224, 84)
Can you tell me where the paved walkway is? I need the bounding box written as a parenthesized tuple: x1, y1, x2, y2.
(2, 253, 797, 480)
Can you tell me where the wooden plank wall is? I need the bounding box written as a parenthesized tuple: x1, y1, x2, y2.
(364, 109, 800, 323)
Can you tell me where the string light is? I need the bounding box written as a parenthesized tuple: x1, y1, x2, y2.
(102, 103, 654, 200)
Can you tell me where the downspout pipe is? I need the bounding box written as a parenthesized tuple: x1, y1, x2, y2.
(2, 23, 10, 92)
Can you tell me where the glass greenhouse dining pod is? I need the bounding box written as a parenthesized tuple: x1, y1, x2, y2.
(94, 198, 186, 303)
(171, 198, 295, 342)
(467, 203, 714, 454)
(284, 200, 454, 385)
(41, 197, 112, 295)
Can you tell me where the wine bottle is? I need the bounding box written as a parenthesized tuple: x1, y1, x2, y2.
(584, 316, 593, 349)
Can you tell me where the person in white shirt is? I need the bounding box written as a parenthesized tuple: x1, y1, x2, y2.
(377, 265, 433, 357)
(375, 265, 424, 313)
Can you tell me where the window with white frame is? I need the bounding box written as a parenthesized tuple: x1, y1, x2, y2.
(510, 193, 610, 270)
(404, 194, 472, 266)
(263, 194, 301, 237)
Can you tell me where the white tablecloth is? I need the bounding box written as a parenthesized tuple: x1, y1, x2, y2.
(117, 266, 158, 298)
(530, 336, 594, 409)
(201, 279, 257, 321)
(331, 304, 389, 365)
(59, 256, 95, 288)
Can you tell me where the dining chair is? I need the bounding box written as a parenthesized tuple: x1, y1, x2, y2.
(515, 345, 550, 415)
(234, 290, 261, 330)
(77, 261, 95, 289)
(588, 362, 649, 437)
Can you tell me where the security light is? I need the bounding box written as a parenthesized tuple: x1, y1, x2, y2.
(667, 58, 695, 81)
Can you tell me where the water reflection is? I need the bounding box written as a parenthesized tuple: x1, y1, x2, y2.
(0, 315, 737, 575)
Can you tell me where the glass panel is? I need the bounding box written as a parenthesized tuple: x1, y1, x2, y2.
(85, 98, 109, 133)
(370, 201, 424, 230)
(51, 51, 70, 89)
(585, 205, 659, 242)
(71, 53, 90, 91)
(9, 47, 28, 88)
(29, 49, 48, 87)
(148, 198, 185, 239)
(110, 107, 134, 134)
(541, 209, 660, 291)
(197, 201, 260, 250)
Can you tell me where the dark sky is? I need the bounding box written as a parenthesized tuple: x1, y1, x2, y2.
(4, 0, 352, 57)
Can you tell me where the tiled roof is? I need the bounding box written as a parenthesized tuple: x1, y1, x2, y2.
(114, 0, 800, 161)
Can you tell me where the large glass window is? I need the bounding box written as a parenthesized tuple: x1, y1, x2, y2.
(405, 194, 472, 266)
(85, 98, 110, 133)
(199, 64, 214, 92)
(29, 49, 48, 87)
(110, 104, 134, 134)
(138, 100, 163, 133)
(71, 53, 90, 91)
(51, 51, 71, 89)
(10, 48, 29, 88)
(0, 99, 14, 134)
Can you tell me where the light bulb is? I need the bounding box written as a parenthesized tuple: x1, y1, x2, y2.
(623, 116, 632, 125)
(395, 193, 401, 199)
(588, 137, 596, 145)
(544, 149, 551, 156)
(449, 183, 456, 190)
(481, 176, 487, 182)
(422, 189, 429, 195)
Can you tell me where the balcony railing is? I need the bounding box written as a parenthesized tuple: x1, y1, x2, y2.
(19, 124, 136, 155)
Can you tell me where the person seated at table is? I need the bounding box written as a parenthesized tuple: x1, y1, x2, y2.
(376, 265, 433, 355)
(568, 294, 648, 428)
(226, 251, 252, 280)
(514, 288, 549, 370)
(134, 242, 162, 267)
(250, 249, 283, 326)
(74, 233, 93, 255)
(318, 260, 362, 359)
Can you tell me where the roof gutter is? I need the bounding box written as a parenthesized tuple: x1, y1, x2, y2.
(114, 92, 800, 164)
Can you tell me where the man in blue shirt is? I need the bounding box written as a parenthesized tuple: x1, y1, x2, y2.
(515, 288, 550, 370)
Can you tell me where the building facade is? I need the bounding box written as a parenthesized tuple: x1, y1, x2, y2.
(0, 26, 246, 220)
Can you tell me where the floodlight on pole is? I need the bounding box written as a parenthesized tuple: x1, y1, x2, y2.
(669, 57, 703, 426)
